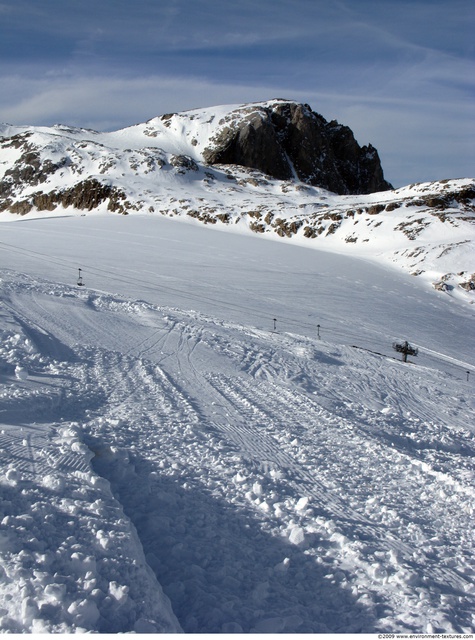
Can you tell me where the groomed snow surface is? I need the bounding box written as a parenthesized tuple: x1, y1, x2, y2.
(0, 215, 474, 634)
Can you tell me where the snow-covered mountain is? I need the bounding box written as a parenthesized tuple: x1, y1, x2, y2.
(1, 100, 474, 299)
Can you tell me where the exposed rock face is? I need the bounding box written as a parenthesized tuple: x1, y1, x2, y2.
(203, 101, 392, 195)
(0, 177, 129, 215)
(204, 110, 291, 181)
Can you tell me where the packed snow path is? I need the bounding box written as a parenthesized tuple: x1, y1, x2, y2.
(1, 266, 474, 633)
(1, 215, 475, 633)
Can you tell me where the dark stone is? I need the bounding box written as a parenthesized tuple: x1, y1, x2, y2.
(203, 100, 393, 195)
(203, 112, 290, 181)
(169, 155, 199, 172)
(5, 180, 129, 215)
(2, 148, 69, 190)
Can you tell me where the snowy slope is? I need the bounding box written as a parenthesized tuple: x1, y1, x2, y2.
(1, 101, 474, 300)
(0, 215, 474, 633)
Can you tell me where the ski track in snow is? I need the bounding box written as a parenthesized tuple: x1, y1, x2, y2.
(1, 266, 474, 634)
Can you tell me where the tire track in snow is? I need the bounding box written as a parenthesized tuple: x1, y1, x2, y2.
(164, 315, 475, 595)
(7, 276, 471, 617)
(0, 428, 46, 482)
(73, 319, 475, 606)
(89, 351, 194, 424)
(206, 373, 384, 523)
(202, 372, 474, 595)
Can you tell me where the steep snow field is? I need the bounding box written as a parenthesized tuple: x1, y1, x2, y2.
(0, 214, 474, 633)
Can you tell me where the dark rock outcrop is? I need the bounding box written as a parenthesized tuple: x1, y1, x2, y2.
(204, 110, 291, 181)
(0, 145, 69, 198)
(169, 155, 199, 172)
(1, 179, 130, 215)
(203, 101, 392, 195)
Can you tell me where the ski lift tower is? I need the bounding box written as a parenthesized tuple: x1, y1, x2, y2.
(77, 268, 84, 287)
(392, 340, 418, 363)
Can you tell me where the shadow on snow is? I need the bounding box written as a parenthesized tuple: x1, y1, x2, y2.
(90, 444, 380, 633)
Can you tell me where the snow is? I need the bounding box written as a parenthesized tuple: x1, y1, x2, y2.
(0, 213, 474, 633)
(1, 104, 474, 299)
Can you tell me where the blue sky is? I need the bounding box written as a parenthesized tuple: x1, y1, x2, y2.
(0, 0, 473, 187)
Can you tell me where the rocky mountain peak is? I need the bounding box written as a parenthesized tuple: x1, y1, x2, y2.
(202, 100, 393, 195)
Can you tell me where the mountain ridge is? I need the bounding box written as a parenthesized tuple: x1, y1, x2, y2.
(0, 99, 474, 300)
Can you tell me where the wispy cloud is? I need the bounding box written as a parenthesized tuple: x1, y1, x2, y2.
(0, 73, 276, 130)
